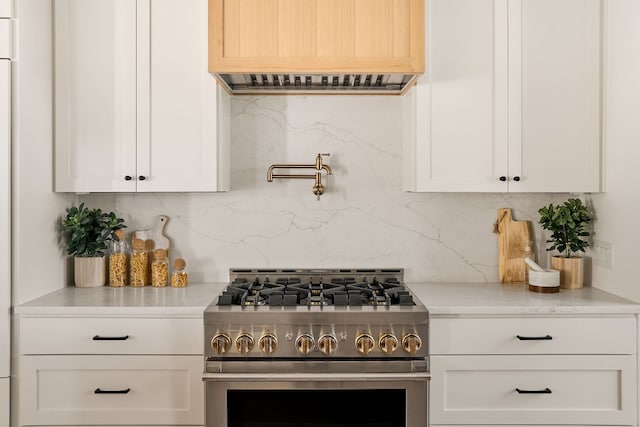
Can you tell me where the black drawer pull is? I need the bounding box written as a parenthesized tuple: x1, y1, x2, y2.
(516, 387, 552, 394)
(93, 335, 129, 341)
(516, 334, 552, 341)
(94, 388, 131, 394)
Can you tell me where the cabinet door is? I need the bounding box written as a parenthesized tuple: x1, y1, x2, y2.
(0, 0, 9, 18)
(403, 0, 508, 192)
(508, 0, 601, 192)
(136, 0, 229, 192)
(54, 0, 137, 192)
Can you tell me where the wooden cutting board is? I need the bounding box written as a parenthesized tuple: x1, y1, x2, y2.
(133, 215, 170, 253)
(496, 208, 533, 284)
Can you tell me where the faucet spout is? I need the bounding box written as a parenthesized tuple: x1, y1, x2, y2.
(315, 153, 332, 175)
(267, 153, 333, 199)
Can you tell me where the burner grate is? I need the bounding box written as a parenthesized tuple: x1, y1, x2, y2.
(219, 268, 412, 307)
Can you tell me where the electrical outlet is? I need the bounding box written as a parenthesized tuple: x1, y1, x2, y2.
(592, 240, 613, 269)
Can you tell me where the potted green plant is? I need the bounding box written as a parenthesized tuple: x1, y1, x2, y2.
(538, 198, 592, 289)
(62, 203, 126, 287)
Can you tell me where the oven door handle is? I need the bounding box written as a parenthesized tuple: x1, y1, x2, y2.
(203, 372, 430, 381)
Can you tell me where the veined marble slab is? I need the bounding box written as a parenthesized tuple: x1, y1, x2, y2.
(409, 282, 640, 315)
(14, 283, 226, 316)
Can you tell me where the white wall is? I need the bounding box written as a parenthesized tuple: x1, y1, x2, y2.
(590, 0, 640, 302)
(83, 95, 569, 284)
(12, 0, 72, 305)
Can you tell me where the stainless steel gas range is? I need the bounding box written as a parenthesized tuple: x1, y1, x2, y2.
(203, 268, 429, 427)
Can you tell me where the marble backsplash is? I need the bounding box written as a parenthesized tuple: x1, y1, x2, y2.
(81, 95, 570, 284)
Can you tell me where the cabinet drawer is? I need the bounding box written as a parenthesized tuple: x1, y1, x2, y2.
(430, 316, 636, 355)
(20, 317, 202, 355)
(19, 355, 204, 425)
(430, 355, 637, 425)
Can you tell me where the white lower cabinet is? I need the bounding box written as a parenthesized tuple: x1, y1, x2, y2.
(430, 315, 638, 426)
(17, 316, 204, 427)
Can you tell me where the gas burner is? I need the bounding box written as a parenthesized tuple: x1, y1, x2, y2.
(217, 277, 286, 306)
(347, 277, 415, 306)
(287, 281, 346, 306)
(216, 268, 415, 307)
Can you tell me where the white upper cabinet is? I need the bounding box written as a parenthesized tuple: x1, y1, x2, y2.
(404, 0, 601, 193)
(54, 0, 230, 193)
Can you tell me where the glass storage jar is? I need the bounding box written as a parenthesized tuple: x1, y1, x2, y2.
(108, 229, 129, 287)
(129, 238, 148, 287)
(171, 258, 188, 287)
(151, 249, 169, 287)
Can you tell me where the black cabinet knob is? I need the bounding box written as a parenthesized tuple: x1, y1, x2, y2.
(138, 176, 146, 181)
(124, 176, 132, 181)
(499, 176, 507, 182)
(513, 176, 521, 182)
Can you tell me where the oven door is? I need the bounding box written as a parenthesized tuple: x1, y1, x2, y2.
(204, 359, 429, 427)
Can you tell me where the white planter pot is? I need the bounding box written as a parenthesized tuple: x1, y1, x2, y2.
(74, 256, 106, 288)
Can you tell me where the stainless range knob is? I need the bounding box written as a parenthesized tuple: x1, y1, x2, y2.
(210, 332, 232, 355)
(235, 333, 255, 355)
(318, 334, 338, 356)
(295, 333, 315, 355)
(258, 333, 278, 356)
(378, 333, 398, 355)
(355, 333, 375, 355)
(402, 333, 422, 355)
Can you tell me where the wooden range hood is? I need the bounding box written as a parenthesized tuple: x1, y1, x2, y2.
(208, 0, 425, 95)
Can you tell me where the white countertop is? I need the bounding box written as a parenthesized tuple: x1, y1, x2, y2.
(14, 281, 640, 317)
(408, 282, 640, 315)
(14, 283, 227, 316)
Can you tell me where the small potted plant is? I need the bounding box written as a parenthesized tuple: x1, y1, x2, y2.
(538, 198, 592, 289)
(62, 203, 126, 287)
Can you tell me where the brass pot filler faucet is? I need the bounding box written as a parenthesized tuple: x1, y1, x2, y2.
(267, 153, 333, 200)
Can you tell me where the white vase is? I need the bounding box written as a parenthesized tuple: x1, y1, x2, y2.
(74, 256, 106, 288)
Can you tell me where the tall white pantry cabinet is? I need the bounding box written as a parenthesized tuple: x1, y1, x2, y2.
(404, 0, 602, 192)
(0, 0, 11, 426)
(53, 0, 230, 193)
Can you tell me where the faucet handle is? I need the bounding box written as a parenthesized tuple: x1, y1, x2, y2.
(313, 172, 324, 201)
(315, 153, 330, 169)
